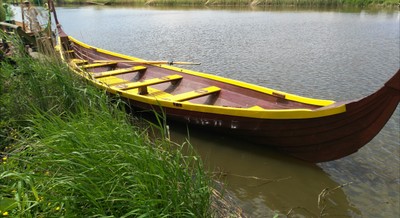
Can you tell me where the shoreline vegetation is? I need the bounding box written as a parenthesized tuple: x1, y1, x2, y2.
(2, 0, 400, 7)
(56, 0, 400, 7)
(0, 35, 246, 216)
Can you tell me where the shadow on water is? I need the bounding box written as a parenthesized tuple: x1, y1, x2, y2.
(150, 118, 363, 217)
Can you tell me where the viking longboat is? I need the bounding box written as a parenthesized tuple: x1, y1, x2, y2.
(50, 4, 399, 163)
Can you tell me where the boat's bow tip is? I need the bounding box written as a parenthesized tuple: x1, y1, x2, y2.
(385, 69, 400, 92)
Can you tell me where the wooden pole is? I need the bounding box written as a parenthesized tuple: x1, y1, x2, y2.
(94, 60, 201, 66)
(20, 0, 26, 32)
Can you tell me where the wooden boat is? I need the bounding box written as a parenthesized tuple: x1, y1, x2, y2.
(51, 3, 399, 163)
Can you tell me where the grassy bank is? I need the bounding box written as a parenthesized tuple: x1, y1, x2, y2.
(0, 35, 214, 217)
(52, 0, 399, 7)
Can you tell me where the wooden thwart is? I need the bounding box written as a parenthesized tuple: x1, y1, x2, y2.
(167, 86, 221, 102)
(93, 66, 147, 78)
(70, 59, 88, 65)
(113, 74, 183, 95)
(96, 76, 129, 86)
(81, 62, 117, 69)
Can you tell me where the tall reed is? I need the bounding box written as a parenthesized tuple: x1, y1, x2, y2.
(0, 108, 211, 217)
(0, 34, 212, 217)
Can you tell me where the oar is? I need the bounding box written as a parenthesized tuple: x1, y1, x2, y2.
(94, 60, 201, 66)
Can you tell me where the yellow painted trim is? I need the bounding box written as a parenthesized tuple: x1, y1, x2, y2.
(62, 36, 347, 119)
(161, 64, 335, 106)
(248, 105, 265, 110)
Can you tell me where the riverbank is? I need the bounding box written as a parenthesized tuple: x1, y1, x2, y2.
(54, 0, 399, 7)
(0, 35, 246, 217)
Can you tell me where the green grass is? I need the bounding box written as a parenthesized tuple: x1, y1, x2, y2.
(0, 35, 212, 217)
(1, 109, 211, 217)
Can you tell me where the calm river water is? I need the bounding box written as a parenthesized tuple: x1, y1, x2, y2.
(30, 5, 400, 217)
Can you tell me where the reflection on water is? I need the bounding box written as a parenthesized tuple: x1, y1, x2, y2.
(51, 6, 399, 217)
(320, 108, 400, 217)
(169, 123, 362, 217)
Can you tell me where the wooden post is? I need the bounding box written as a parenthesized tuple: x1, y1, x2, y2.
(20, 0, 26, 31)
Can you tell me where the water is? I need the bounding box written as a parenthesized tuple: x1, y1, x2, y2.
(29, 5, 400, 217)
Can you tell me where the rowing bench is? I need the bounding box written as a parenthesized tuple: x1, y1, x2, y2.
(70, 59, 118, 72)
(93, 66, 147, 78)
(81, 62, 118, 69)
(113, 74, 183, 95)
(165, 86, 221, 102)
(70, 59, 88, 65)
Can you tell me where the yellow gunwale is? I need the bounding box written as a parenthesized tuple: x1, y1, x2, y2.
(58, 36, 347, 119)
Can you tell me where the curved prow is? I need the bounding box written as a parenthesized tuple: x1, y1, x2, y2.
(385, 69, 400, 92)
(48, 0, 68, 37)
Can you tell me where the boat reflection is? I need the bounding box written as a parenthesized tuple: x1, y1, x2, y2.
(166, 122, 361, 217)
